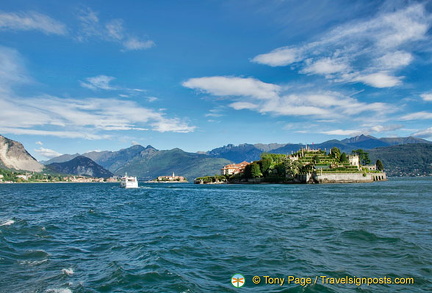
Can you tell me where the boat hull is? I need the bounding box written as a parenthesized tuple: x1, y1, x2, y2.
(120, 176, 139, 188)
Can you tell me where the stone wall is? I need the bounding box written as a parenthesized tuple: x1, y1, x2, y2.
(316, 172, 386, 183)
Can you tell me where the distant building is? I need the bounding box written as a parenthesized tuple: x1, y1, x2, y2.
(157, 173, 187, 182)
(348, 155, 360, 168)
(363, 165, 377, 171)
(221, 161, 251, 175)
(16, 174, 31, 181)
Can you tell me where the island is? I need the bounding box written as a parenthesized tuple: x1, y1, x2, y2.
(148, 173, 188, 183)
(195, 147, 386, 184)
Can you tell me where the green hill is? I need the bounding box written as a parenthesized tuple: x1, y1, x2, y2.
(368, 144, 432, 176)
(114, 148, 231, 180)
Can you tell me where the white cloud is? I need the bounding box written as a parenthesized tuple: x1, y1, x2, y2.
(80, 75, 116, 90)
(400, 111, 432, 120)
(0, 46, 31, 92)
(76, 7, 154, 51)
(122, 37, 155, 51)
(251, 3, 430, 88)
(147, 97, 158, 102)
(229, 102, 259, 110)
(0, 95, 195, 136)
(183, 75, 393, 119)
(322, 124, 403, 136)
(183, 76, 281, 100)
(377, 51, 413, 69)
(364, 124, 403, 133)
(36, 141, 43, 145)
(354, 72, 402, 88)
(252, 47, 300, 67)
(0, 46, 195, 139)
(105, 19, 124, 40)
(301, 57, 350, 76)
(413, 127, 432, 138)
(0, 127, 112, 140)
(420, 93, 432, 102)
(322, 129, 364, 136)
(34, 147, 63, 159)
(0, 11, 67, 35)
(151, 118, 195, 133)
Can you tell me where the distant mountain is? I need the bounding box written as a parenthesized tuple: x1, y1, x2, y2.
(114, 148, 231, 180)
(368, 144, 432, 177)
(207, 143, 265, 163)
(340, 134, 391, 149)
(0, 135, 44, 172)
(47, 156, 113, 178)
(202, 135, 432, 163)
(379, 136, 432, 145)
(254, 143, 287, 152)
(42, 153, 80, 164)
(84, 145, 151, 172)
(44, 134, 432, 179)
(46, 145, 230, 180)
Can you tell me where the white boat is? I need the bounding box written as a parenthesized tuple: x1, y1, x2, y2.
(120, 173, 139, 189)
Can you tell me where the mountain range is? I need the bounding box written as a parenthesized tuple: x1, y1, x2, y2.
(47, 156, 114, 178)
(1, 134, 432, 179)
(44, 145, 231, 180)
(205, 134, 431, 163)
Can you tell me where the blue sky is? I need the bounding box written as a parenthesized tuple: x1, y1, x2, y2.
(1, 0, 432, 160)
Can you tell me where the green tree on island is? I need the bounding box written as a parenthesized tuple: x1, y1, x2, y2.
(352, 149, 371, 165)
(312, 155, 320, 164)
(330, 147, 341, 161)
(376, 159, 384, 171)
(244, 162, 262, 178)
(340, 152, 349, 163)
(259, 158, 272, 176)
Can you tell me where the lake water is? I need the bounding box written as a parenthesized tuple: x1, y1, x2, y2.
(0, 178, 431, 292)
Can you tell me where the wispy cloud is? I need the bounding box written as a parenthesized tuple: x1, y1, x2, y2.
(0, 46, 31, 92)
(76, 7, 155, 51)
(80, 75, 116, 90)
(183, 75, 393, 118)
(34, 147, 63, 159)
(0, 10, 67, 35)
(0, 46, 194, 139)
(413, 127, 432, 138)
(183, 76, 280, 100)
(0, 94, 195, 136)
(420, 93, 432, 102)
(400, 111, 432, 121)
(322, 124, 403, 136)
(252, 3, 431, 88)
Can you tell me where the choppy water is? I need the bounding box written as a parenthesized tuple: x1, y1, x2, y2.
(0, 178, 431, 292)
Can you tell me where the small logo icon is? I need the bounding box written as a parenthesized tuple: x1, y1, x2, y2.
(252, 276, 261, 284)
(231, 273, 245, 288)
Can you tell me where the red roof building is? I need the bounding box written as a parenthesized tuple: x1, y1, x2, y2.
(221, 161, 251, 175)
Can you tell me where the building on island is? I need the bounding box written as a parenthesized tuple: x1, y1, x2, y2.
(213, 147, 386, 184)
(156, 173, 187, 182)
(221, 161, 251, 175)
(348, 155, 360, 168)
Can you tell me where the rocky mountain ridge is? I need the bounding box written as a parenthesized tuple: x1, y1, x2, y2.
(0, 135, 44, 172)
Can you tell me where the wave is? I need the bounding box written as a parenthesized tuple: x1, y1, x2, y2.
(0, 219, 15, 226)
(62, 268, 74, 276)
(339, 229, 401, 243)
(46, 288, 72, 293)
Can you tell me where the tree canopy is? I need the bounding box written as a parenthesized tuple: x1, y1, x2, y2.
(352, 149, 371, 165)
